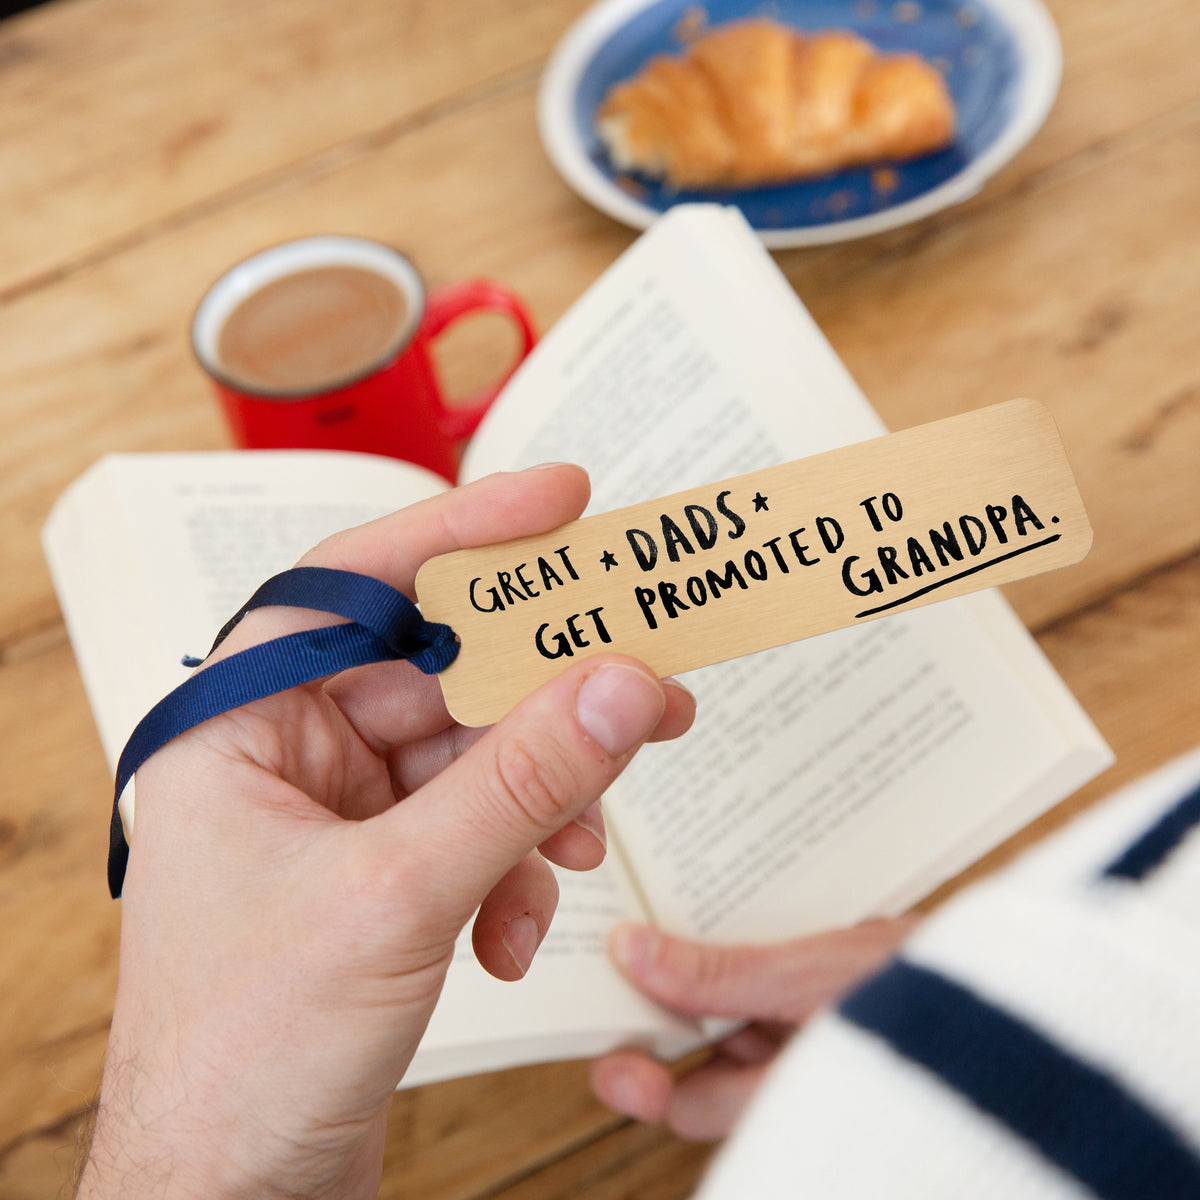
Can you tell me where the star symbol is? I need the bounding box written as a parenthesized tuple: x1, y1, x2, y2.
(600, 550, 618, 571)
(752, 491, 769, 512)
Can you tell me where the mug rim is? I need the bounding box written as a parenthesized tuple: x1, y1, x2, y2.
(191, 235, 427, 401)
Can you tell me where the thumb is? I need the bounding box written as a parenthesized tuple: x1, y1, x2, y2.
(607, 919, 915, 1024)
(386, 655, 667, 926)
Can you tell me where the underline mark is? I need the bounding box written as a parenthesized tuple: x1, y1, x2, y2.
(854, 533, 1063, 619)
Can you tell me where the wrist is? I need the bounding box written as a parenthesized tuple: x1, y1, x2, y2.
(76, 1036, 277, 1200)
(77, 1025, 385, 1200)
(76, 1058, 249, 1200)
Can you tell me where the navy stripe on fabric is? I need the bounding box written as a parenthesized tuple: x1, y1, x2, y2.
(1102, 779, 1200, 882)
(108, 568, 459, 899)
(840, 959, 1200, 1200)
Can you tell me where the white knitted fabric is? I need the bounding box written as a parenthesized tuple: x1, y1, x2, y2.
(696, 747, 1200, 1199)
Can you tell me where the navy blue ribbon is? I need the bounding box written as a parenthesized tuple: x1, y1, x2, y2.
(108, 567, 458, 899)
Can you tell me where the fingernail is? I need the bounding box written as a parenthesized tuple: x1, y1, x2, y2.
(529, 461, 572, 470)
(605, 1069, 648, 1117)
(609, 922, 658, 978)
(663, 676, 694, 699)
(502, 914, 541, 977)
(576, 665, 665, 757)
(573, 801, 607, 850)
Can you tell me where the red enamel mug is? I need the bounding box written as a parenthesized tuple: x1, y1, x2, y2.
(192, 236, 537, 482)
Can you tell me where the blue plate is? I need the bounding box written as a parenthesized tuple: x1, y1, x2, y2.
(538, 0, 1060, 245)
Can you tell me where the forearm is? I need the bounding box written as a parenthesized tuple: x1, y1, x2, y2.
(77, 1034, 277, 1200)
(75, 1023, 387, 1200)
(76, 1050, 230, 1200)
(69, 470, 687, 1199)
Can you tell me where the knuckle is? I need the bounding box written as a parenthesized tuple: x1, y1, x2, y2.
(488, 735, 578, 832)
(343, 842, 423, 913)
(691, 943, 750, 996)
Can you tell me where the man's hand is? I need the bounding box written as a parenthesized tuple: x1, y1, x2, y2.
(78, 465, 695, 1200)
(590, 918, 914, 1141)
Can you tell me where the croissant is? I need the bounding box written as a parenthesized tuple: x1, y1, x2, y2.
(597, 19, 955, 188)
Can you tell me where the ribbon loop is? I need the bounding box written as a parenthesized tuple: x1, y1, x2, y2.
(108, 568, 458, 899)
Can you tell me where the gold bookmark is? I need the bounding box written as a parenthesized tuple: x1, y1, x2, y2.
(417, 399, 1092, 726)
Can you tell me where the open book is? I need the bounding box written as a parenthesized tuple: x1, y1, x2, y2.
(43, 205, 1111, 1086)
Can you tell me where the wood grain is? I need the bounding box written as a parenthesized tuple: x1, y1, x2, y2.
(379, 1063, 624, 1200)
(4, 93, 1200, 658)
(791, 118, 1200, 630)
(926, 549, 1200, 902)
(0, 0, 594, 297)
(482, 1119, 714, 1200)
(2, 0, 1198, 1194)
(1, 0, 1196, 300)
(6, 506, 1199, 1198)
(421, 400, 1093, 725)
(0, 639, 117, 1156)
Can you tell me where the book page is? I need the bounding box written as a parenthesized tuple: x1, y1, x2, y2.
(43, 450, 448, 770)
(407, 852, 703, 1087)
(46, 451, 698, 1066)
(613, 605, 1080, 941)
(462, 205, 882, 506)
(461, 204, 1108, 942)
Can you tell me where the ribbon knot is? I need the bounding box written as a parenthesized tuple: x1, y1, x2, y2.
(107, 567, 458, 899)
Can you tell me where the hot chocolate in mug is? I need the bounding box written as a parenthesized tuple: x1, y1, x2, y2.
(192, 236, 537, 482)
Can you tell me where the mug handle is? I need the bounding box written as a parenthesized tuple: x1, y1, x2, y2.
(421, 280, 538, 442)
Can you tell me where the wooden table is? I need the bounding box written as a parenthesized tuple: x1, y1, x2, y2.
(1, 0, 1197, 1195)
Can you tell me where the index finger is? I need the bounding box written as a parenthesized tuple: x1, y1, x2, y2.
(304, 463, 591, 598)
(213, 464, 591, 655)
